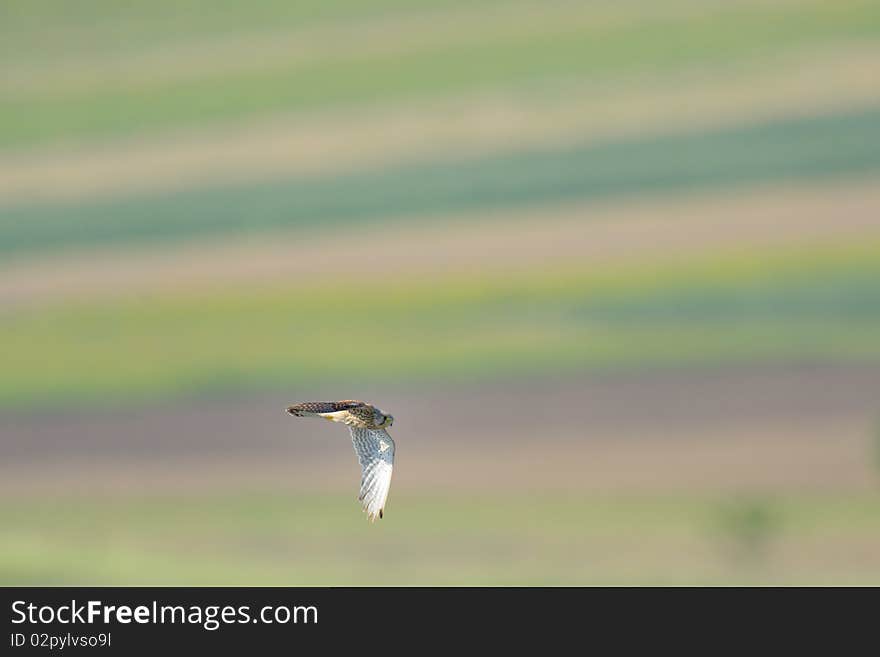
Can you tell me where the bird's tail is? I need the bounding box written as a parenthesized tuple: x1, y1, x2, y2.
(286, 400, 360, 417)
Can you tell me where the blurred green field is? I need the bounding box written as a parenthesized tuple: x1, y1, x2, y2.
(3, 105, 880, 256)
(3, 241, 879, 409)
(3, 0, 878, 149)
(2, 493, 878, 585)
(3, 0, 880, 587)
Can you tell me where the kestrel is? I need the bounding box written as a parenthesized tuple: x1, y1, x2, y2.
(285, 400, 395, 522)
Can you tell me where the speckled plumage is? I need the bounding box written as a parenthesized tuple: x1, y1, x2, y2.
(286, 400, 395, 521)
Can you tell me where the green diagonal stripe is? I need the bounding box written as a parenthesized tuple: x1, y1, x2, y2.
(2, 105, 880, 258)
(2, 0, 878, 148)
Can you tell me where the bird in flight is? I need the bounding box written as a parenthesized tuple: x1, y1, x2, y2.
(285, 400, 395, 522)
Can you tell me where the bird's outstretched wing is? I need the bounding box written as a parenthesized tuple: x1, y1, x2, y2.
(287, 400, 364, 416)
(349, 427, 395, 522)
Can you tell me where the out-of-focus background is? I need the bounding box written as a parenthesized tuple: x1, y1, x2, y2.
(2, 0, 880, 585)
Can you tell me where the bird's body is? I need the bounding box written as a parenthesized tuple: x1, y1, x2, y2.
(286, 400, 395, 522)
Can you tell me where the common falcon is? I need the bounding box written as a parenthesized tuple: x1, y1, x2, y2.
(286, 400, 395, 522)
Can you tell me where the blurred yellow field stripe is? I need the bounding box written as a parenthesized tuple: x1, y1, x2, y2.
(3, 177, 879, 307)
(2, 45, 879, 205)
